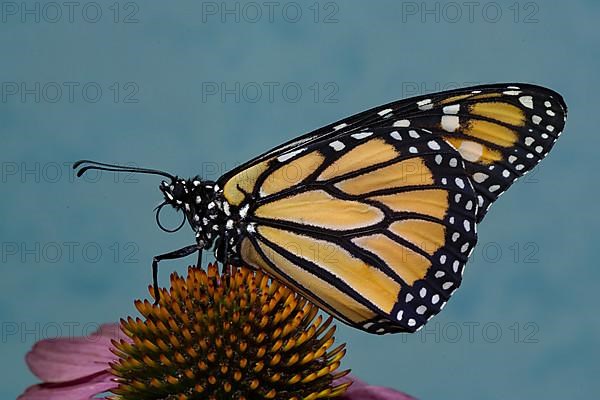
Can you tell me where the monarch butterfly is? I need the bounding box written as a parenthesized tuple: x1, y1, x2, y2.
(74, 83, 567, 334)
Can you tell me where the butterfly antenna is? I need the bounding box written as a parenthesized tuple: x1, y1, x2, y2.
(73, 160, 176, 180)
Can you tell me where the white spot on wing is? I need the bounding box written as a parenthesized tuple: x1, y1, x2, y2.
(458, 141, 483, 162)
(519, 95, 534, 109)
(417, 99, 432, 111)
(452, 260, 459, 273)
(278, 148, 306, 162)
(393, 119, 411, 127)
(427, 140, 441, 150)
(239, 204, 250, 218)
(443, 104, 460, 114)
(351, 131, 373, 139)
(473, 172, 488, 183)
(329, 140, 345, 151)
(441, 115, 460, 132)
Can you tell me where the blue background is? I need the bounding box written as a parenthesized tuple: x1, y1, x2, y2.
(1, 1, 597, 398)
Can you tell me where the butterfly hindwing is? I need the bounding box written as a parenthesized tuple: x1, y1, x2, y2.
(219, 127, 478, 333)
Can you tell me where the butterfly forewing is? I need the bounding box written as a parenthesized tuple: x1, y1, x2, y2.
(219, 127, 478, 333)
(348, 84, 568, 221)
(221, 83, 567, 222)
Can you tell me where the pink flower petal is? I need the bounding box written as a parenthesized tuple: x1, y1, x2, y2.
(338, 375, 417, 400)
(25, 324, 120, 383)
(93, 323, 124, 339)
(17, 371, 115, 400)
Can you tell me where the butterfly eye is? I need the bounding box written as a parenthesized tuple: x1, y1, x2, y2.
(155, 202, 186, 233)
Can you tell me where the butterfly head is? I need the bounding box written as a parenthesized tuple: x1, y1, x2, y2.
(159, 178, 199, 211)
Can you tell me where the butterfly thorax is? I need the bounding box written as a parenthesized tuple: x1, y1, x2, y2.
(158, 177, 222, 248)
(159, 177, 245, 260)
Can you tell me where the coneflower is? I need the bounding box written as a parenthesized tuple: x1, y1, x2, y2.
(111, 264, 349, 399)
(19, 264, 415, 400)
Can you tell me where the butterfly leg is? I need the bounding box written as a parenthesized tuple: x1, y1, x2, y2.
(222, 231, 231, 275)
(152, 244, 199, 304)
(196, 249, 203, 268)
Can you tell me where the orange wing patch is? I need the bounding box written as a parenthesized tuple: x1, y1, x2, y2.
(335, 157, 433, 195)
(389, 219, 445, 256)
(318, 138, 398, 181)
(352, 233, 430, 285)
(469, 102, 526, 127)
(257, 225, 401, 314)
(254, 189, 384, 230)
(463, 119, 518, 147)
(260, 151, 324, 197)
(249, 238, 378, 324)
(470, 92, 503, 101)
(370, 189, 449, 220)
(438, 92, 502, 105)
(223, 159, 270, 206)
